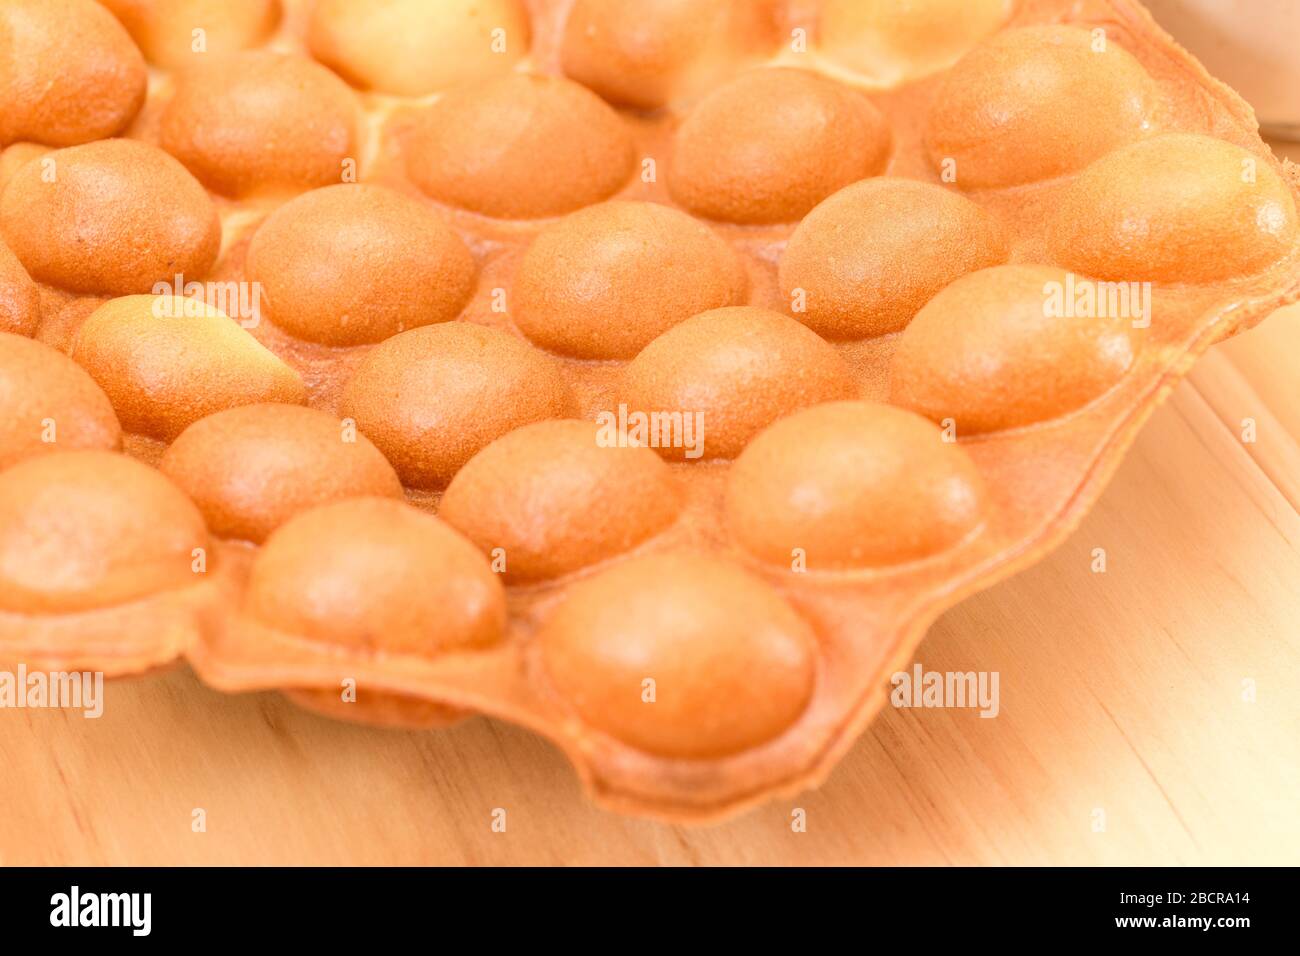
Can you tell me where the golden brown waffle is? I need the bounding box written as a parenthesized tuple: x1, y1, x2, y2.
(0, 0, 1297, 822)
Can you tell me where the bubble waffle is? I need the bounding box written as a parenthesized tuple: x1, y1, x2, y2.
(0, 0, 1297, 822)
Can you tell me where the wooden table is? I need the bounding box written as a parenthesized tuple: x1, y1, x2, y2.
(4, 195, 1299, 871)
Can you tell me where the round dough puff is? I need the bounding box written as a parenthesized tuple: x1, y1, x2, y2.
(99, 0, 281, 70)
(159, 52, 359, 198)
(308, 0, 529, 97)
(338, 323, 572, 489)
(818, 0, 1013, 85)
(538, 552, 817, 759)
(0, 139, 221, 296)
(778, 178, 1007, 339)
(668, 68, 891, 224)
(245, 184, 475, 346)
(513, 201, 748, 359)
(620, 306, 857, 461)
(926, 25, 1158, 189)
(560, 0, 778, 111)
(0, 333, 121, 471)
(726, 401, 985, 568)
(440, 420, 679, 583)
(405, 73, 634, 220)
(0, 0, 146, 147)
(72, 295, 307, 442)
(890, 265, 1137, 433)
(0, 450, 207, 615)
(0, 240, 39, 336)
(246, 497, 505, 657)
(1048, 133, 1298, 284)
(160, 403, 404, 544)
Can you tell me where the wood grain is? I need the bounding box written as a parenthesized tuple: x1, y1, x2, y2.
(3, 305, 1297, 865)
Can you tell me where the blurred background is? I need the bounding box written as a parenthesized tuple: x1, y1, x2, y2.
(1146, 0, 1300, 140)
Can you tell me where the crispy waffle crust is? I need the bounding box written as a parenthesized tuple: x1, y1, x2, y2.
(1, 0, 1298, 823)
